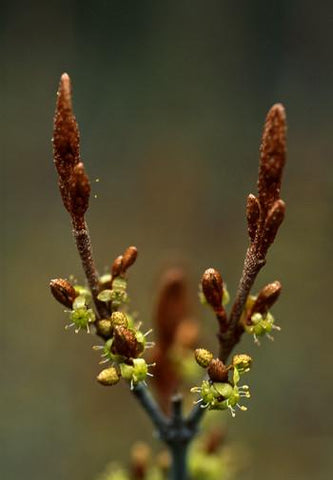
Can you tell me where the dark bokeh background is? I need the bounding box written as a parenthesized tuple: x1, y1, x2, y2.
(2, 1, 333, 479)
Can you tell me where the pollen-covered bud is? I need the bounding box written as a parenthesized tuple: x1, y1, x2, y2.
(232, 354, 253, 374)
(113, 326, 143, 358)
(207, 358, 229, 382)
(111, 311, 128, 329)
(121, 246, 138, 273)
(95, 319, 112, 338)
(50, 278, 77, 308)
(201, 268, 223, 311)
(97, 367, 120, 386)
(194, 348, 214, 368)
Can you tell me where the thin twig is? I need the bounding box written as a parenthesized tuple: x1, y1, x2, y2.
(132, 383, 169, 437)
(72, 218, 109, 319)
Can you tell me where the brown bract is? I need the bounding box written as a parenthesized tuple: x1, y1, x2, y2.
(207, 358, 229, 383)
(201, 267, 228, 338)
(149, 268, 198, 413)
(50, 278, 77, 308)
(113, 326, 143, 358)
(250, 281, 282, 317)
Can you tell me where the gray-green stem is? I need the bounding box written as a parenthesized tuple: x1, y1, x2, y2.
(132, 385, 206, 480)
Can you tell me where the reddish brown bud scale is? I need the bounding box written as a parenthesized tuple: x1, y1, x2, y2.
(111, 255, 124, 277)
(121, 246, 138, 273)
(69, 162, 91, 217)
(201, 268, 223, 311)
(261, 199, 285, 253)
(258, 103, 286, 212)
(252, 281, 282, 316)
(113, 326, 143, 358)
(246, 194, 260, 243)
(50, 278, 77, 308)
(207, 358, 229, 382)
(53, 73, 80, 180)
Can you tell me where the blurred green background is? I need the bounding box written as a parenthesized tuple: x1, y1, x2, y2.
(2, 1, 333, 479)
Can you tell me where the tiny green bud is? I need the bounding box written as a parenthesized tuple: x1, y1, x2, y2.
(119, 362, 134, 381)
(96, 319, 112, 337)
(97, 367, 120, 386)
(194, 348, 214, 368)
(73, 295, 86, 309)
(97, 289, 113, 302)
(132, 358, 148, 384)
(120, 359, 150, 388)
(74, 285, 92, 302)
(68, 305, 95, 333)
(99, 273, 112, 289)
(212, 382, 234, 398)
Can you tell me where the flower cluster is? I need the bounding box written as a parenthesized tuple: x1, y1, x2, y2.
(241, 281, 282, 345)
(191, 350, 252, 417)
(50, 247, 155, 390)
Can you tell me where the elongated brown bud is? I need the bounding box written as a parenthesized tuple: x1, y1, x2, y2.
(50, 278, 77, 308)
(207, 358, 229, 382)
(258, 103, 286, 212)
(201, 268, 223, 312)
(113, 326, 143, 358)
(246, 194, 260, 243)
(111, 255, 123, 277)
(252, 281, 282, 315)
(261, 199, 285, 253)
(69, 162, 91, 216)
(53, 73, 80, 180)
(131, 442, 151, 480)
(121, 246, 138, 272)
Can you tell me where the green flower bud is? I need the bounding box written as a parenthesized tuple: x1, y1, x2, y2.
(120, 358, 152, 389)
(97, 289, 113, 302)
(191, 379, 250, 416)
(74, 285, 92, 303)
(194, 348, 214, 368)
(97, 367, 120, 386)
(95, 318, 112, 338)
(119, 362, 134, 381)
(245, 311, 280, 345)
(99, 273, 112, 289)
(67, 304, 95, 333)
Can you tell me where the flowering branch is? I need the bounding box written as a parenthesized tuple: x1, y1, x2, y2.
(49, 73, 287, 480)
